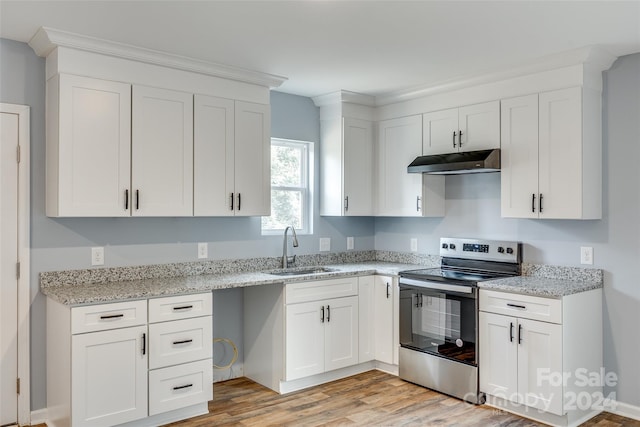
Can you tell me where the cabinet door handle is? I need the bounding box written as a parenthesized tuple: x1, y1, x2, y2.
(532, 193, 536, 213)
(509, 322, 514, 342)
(321, 305, 325, 323)
(173, 384, 193, 391)
(386, 283, 390, 299)
(326, 305, 330, 322)
(420, 294, 424, 307)
(125, 189, 129, 210)
(507, 303, 526, 310)
(415, 294, 420, 308)
(453, 131, 457, 148)
(518, 324, 523, 344)
(458, 130, 463, 148)
(173, 305, 193, 311)
(100, 314, 124, 320)
(539, 193, 543, 213)
(136, 190, 140, 210)
(142, 333, 146, 355)
(344, 196, 349, 212)
(230, 193, 234, 211)
(416, 196, 421, 212)
(172, 339, 193, 345)
(237, 193, 241, 211)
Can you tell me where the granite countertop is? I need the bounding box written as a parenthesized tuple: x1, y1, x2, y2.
(41, 261, 423, 306)
(479, 275, 602, 298)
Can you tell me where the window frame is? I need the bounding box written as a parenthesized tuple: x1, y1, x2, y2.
(261, 138, 314, 235)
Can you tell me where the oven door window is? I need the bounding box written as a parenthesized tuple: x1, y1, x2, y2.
(399, 285, 477, 366)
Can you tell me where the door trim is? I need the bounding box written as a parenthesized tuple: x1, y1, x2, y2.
(1, 103, 31, 426)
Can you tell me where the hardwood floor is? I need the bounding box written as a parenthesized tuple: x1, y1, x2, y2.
(167, 370, 640, 427)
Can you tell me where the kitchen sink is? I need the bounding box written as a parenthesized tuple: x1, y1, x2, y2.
(267, 267, 339, 276)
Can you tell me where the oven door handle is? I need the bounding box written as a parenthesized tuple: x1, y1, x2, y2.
(399, 277, 473, 294)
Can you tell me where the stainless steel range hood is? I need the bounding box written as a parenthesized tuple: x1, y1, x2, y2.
(407, 149, 500, 175)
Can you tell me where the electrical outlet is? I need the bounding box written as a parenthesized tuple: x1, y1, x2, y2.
(198, 242, 208, 259)
(91, 247, 104, 266)
(580, 246, 594, 265)
(319, 238, 331, 252)
(410, 238, 418, 252)
(347, 237, 354, 250)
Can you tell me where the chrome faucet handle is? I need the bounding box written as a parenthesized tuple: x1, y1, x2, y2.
(286, 255, 296, 266)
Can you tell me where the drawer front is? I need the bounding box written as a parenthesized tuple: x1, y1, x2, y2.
(149, 359, 213, 416)
(285, 277, 358, 305)
(149, 316, 212, 369)
(479, 289, 562, 324)
(149, 293, 212, 323)
(71, 300, 147, 334)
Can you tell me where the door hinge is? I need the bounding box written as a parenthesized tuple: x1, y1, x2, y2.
(16, 262, 20, 280)
(17, 377, 20, 394)
(17, 145, 21, 163)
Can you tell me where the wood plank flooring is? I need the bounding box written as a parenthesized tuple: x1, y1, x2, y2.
(167, 370, 640, 427)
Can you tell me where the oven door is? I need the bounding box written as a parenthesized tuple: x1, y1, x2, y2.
(399, 278, 478, 366)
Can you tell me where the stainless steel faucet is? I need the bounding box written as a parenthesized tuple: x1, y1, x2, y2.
(282, 226, 299, 268)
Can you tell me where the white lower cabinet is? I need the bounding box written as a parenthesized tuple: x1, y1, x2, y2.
(373, 276, 395, 365)
(47, 293, 213, 427)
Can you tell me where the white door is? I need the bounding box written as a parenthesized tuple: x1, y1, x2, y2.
(517, 318, 563, 416)
(500, 94, 539, 218)
(324, 296, 359, 372)
(72, 326, 148, 427)
(376, 115, 423, 216)
(357, 276, 375, 363)
(459, 101, 500, 152)
(538, 87, 583, 219)
(55, 74, 131, 216)
(285, 301, 325, 380)
(193, 94, 235, 216)
(422, 108, 458, 155)
(479, 312, 518, 401)
(0, 111, 19, 426)
(373, 276, 394, 365)
(343, 118, 373, 216)
(132, 86, 193, 216)
(234, 101, 270, 216)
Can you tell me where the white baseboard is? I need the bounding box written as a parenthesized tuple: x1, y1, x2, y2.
(608, 400, 640, 421)
(30, 407, 48, 425)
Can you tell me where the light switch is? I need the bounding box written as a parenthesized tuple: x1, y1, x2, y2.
(347, 237, 354, 250)
(319, 238, 331, 252)
(410, 238, 418, 252)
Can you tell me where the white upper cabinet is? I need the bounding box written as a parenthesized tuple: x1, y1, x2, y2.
(46, 74, 132, 217)
(501, 87, 602, 219)
(422, 101, 500, 155)
(320, 117, 374, 216)
(376, 115, 444, 217)
(132, 86, 194, 216)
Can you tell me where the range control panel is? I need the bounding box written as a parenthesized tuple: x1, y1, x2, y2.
(439, 238, 521, 263)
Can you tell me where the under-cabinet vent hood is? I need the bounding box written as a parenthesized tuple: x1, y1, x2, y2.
(407, 149, 500, 175)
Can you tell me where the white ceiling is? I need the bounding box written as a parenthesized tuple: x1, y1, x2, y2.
(1, 1, 639, 98)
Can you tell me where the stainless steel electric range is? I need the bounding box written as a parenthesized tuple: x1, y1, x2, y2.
(398, 237, 522, 404)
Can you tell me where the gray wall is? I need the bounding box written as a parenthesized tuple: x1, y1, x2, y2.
(375, 53, 640, 406)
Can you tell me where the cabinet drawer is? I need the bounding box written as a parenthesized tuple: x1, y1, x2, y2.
(285, 277, 358, 305)
(149, 359, 213, 416)
(149, 293, 212, 323)
(71, 300, 147, 334)
(479, 289, 562, 324)
(149, 317, 212, 369)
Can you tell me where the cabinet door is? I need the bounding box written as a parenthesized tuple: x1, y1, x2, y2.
(373, 276, 394, 365)
(392, 279, 400, 365)
(193, 94, 235, 216)
(132, 86, 193, 216)
(53, 74, 131, 216)
(479, 312, 518, 400)
(538, 87, 583, 219)
(500, 94, 539, 218)
(517, 318, 563, 416)
(285, 301, 325, 380)
(358, 276, 375, 363)
(72, 326, 147, 427)
(422, 108, 458, 155)
(376, 115, 423, 216)
(343, 118, 374, 216)
(234, 101, 270, 216)
(458, 101, 500, 152)
(324, 296, 359, 372)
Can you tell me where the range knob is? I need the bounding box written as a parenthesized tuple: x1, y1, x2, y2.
(506, 247, 514, 255)
(497, 247, 505, 253)
(442, 243, 449, 249)
(449, 243, 456, 250)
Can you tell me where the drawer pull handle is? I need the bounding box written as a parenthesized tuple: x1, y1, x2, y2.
(507, 303, 526, 309)
(173, 305, 193, 311)
(173, 339, 193, 345)
(173, 384, 193, 391)
(100, 314, 124, 320)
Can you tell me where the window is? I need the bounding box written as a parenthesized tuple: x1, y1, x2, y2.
(261, 138, 313, 234)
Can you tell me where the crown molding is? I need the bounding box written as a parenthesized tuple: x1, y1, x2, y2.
(28, 27, 287, 88)
(374, 46, 618, 106)
(312, 90, 376, 107)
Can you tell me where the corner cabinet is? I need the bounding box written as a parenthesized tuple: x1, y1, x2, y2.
(501, 87, 602, 219)
(194, 96, 270, 216)
(376, 115, 445, 217)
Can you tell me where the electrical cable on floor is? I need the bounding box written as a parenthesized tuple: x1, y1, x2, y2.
(213, 337, 238, 371)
